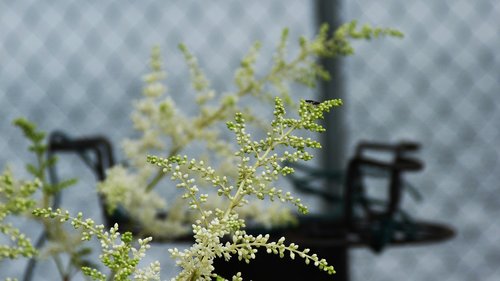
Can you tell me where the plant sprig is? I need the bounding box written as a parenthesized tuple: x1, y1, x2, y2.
(0, 170, 39, 260)
(9, 118, 84, 281)
(32, 208, 160, 281)
(147, 97, 340, 280)
(13, 118, 77, 197)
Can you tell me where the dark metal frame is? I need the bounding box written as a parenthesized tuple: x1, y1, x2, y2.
(285, 141, 454, 280)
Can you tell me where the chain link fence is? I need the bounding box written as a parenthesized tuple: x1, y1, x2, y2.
(0, 1, 317, 279)
(1, 0, 499, 280)
(344, 1, 499, 280)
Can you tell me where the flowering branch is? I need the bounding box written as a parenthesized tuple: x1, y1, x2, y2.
(147, 97, 341, 280)
(98, 21, 401, 240)
(32, 208, 160, 281)
(4, 118, 86, 281)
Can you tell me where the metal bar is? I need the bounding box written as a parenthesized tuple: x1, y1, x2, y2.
(315, 1, 349, 281)
(316, 0, 346, 205)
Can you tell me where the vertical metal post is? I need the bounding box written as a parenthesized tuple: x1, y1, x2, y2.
(316, 0, 346, 208)
(316, 1, 350, 281)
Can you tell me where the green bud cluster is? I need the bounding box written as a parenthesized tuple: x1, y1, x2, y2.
(0, 170, 39, 260)
(223, 232, 335, 275)
(32, 208, 159, 281)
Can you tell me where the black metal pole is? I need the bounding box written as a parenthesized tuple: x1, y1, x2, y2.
(316, 1, 349, 281)
(316, 0, 347, 203)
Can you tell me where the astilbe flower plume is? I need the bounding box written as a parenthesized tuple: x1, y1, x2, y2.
(97, 21, 401, 240)
(147, 97, 341, 280)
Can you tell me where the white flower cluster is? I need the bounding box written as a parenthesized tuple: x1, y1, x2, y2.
(98, 34, 337, 238)
(98, 22, 400, 240)
(97, 165, 190, 239)
(147, 97, 341, 280)
(134, 261, 161, 281)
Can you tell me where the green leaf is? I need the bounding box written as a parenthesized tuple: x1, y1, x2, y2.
(53, 178, 78, 193)
(42, 156, 58, 170)
(25, 164, 39, 177)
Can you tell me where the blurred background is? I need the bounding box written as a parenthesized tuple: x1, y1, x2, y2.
(0, 0, 499, 280)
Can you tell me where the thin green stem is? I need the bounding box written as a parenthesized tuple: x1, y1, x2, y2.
(145, 145, 183, 192)
(229, 241, 319, 264)
(179, 177, 209, 228)
(223, 124, 298, 220)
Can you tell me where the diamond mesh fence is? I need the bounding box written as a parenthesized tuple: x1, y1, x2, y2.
(0, 1, 317, 279)
(1, 0, 499, 280)
(344, 1, 500, 280)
